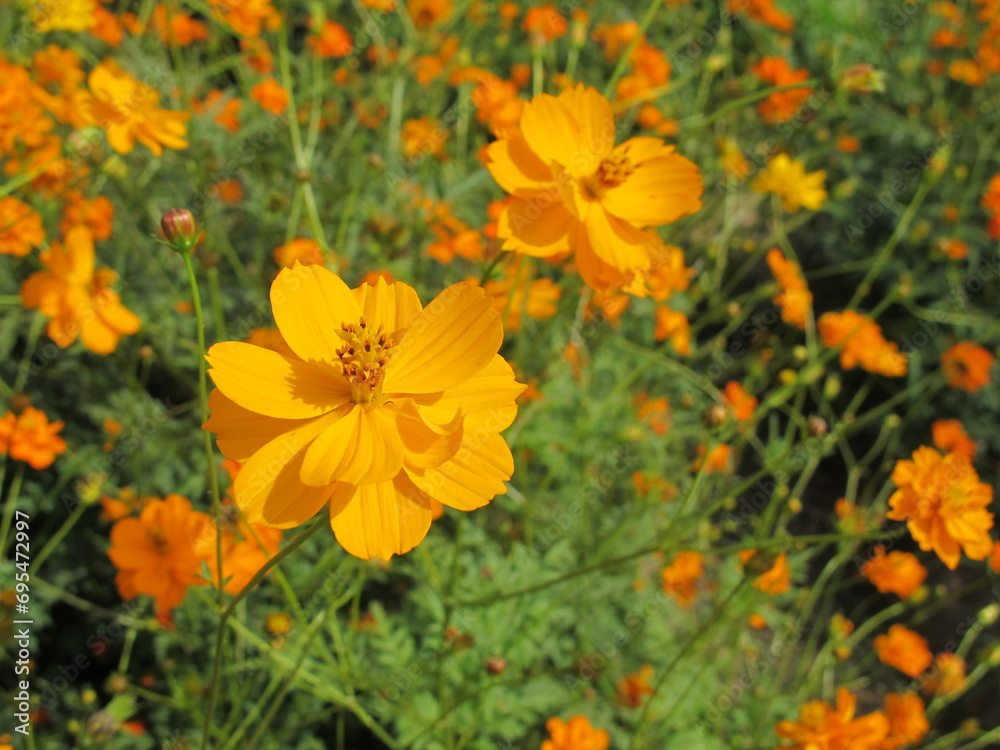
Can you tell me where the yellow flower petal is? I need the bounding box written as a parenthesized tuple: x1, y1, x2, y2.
(328, 474, 433, 560)
(416, 355, 523, 432)
(520, 85, 613, 174)
(499, 198, 576, 257)
(393, 398, 463, 469)
(207, 341, 350, 419)
(406, 431, 513, 511)
(386, 282, 502, 394)
(299, 403, 404, 486)
(204, 389, 306, 462)
(351, 276, 422, 340)
(485, 132, 556, 196)
(233, 414, 339, 527)
(581, 205, 651, 273)
(601, 151, 703, 226)
(270, 263, 363, 365)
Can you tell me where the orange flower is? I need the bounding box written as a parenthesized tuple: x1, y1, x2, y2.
(523, 5, 567, 43)
(941, 342, 995, 392)
(308, 21, 353, 58)
(0, 407, 67, 470)
(107, 495, 211, 612)
(0, 198, 45, 257)
(776, 688, 889, 750)
(881, 693, 929, 750)
(723, 381, 758, 422)
(251, 78, 289, 115)
(408, 0, 453, 27)
(274, 238, 324, 268)
(485, 84, 702, 293)
(729, 0, 794, 32)
(427, 222, 484, 263)
(635, 394, 670, 436)
(469, 73, 523, 137)
(932, 419, 976, 458)
(482, 263, 561, 332)
(21, 225, 141, 355)
(739, 551, 791, 594)
(819, 311, 907, 377)
(654, 307, 692, 355)
(99, 488, 147, 521)
(750, 57, 812, 124)
(400, 116, 448, 159)
(693, 444, 732, 474)
(874, 625, 933, 677)
(82, 59, 189, 156)
(208, 0, 281, 36)
(767, 248, 812, 328)
(860, 547, 926, 599)
(30, 0, 97, 32)
(61, 191, 114, 241)
(203, 266, 523, 560)
(935, 238, 968, 259)
(197, 90, 243, 133)
(661, 551, 703, 606)
(887, 446, 994, 570)
(990, 541, 1000, 574)
(923, 653, 966, 696)
(150, 5, 209, 45)
(541, 716, 609, 750)
(0, 61, 54, 154)
(617, 665, 654, 708)
(197, 504, 283, 595)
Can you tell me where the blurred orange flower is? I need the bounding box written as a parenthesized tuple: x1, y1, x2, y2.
(661, 551, 703, 606)
(767, 248, 812, 328)
(874, 624, 933, 677)
(941, 342, 995, 392)
(0, 198, 45, 257)
(729, 0, 794, 32)
(617, 665, 654, 708)
(860, 547, 926, 599)
(887, 446, 994, 569)
(776, 688, 888, 750)
(923, 653, 967, 696)
(654, 307, 691, 355)
(541, 716, 608, 750)
(274, 238, 324, 268)
(308, 21, 353, 58)
(251, 78, 289, 115)
(819, 310, 906, 377)
(881, 693, 929, 750)
(482, 263, 561, 332)
(751, 57, 812, 124)
(0, 407, 67, 470)
(21, 225, 141, 354)
(931, 419, 975, 458)
(723, 381, 758, 422)
(108, 495, 211, 612)
(523, 5, 567, 43)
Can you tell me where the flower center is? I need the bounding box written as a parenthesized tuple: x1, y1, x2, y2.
(581, 152, 635, 199)
(146, 526, 169, 556)
(336, 316, 395, 403)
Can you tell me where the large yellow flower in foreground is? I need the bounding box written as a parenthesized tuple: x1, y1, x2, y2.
(485, 84, 703, 293)
(204, 264, 524, 560)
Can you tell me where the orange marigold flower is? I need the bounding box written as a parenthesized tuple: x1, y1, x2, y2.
(932, 419, 976, 458)
(935, 238, 968, 259)
(882, 693, 929, 750)
(836, 135, 861, 153)
(484, 84, 702, 293)
(408, 0, 453, 27)
(617, 665, 654, 708)
(819, 310, 907, 377)
(274, 238, 324, 268)
(470, 73, 523, 136)
(887, 446, 994, 570)
(775, 687, 889, 750)
(401, 116, 448, 159)
(61, 191, 114, 241)
(196, 503, 283, 595)
(203, 266, 524, 560)
(982, 173, 1000, 214)
(739, 551, 791, 594)
(107, 495, 211, 612)
(729, 0, 795, 32)
(482, 263, 561, 333)
(208, 0, 281, 36)
(860, 547, 926, 599)
(0, 407, 67, 470)
(923, 653, 966, 696)
(151, 5, 209, 45)
(693, 444, 732, 474)
(723, 381, 758, 422)
(661, 551, 703, 606)
(541, 716, 609, 750)
(83, 59, 189, 156)
(635, 394, 670, 436)
(653, 307, 691, 354)
(308, 21, 353, 58)
(241, 39, 274, 74)
(33, 45, 85, 92)
(523, 5, 568, 43)
(767, 248, 812, 328)
(0, 198, 45, 258)
(874, 624, 933, 677)
(750, 57, 812, 124)
(250, 78, 289, 115)
(21, 225, 141, 354)
(941, 342, 995, 392)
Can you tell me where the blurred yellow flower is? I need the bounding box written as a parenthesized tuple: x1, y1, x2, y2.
(753, 154, 827, 212)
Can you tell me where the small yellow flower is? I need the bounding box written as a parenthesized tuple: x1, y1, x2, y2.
(753, 153, 827, 213)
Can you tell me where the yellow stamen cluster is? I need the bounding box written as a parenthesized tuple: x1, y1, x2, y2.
(596, 152, 635, 188)
(336, 316, 394, 402)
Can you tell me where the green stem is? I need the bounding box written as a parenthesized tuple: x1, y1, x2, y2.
(31, 501, 87, 573)
(0, 462, 26, 561)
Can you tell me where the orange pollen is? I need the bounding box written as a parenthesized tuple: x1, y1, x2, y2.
(596, 152, 635, 188)
(146, 527, 170, 555)
(336, 316, 395, 402)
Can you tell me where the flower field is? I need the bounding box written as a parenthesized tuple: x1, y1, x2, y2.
(2, 0, 1000, 748)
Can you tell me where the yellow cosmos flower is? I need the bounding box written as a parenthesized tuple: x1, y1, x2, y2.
(752, 153, 827, 213)
(485, 84, 703, 293)
(30, 0, 97, 32)
(204, 264, 524, 561)
(83, 60, 189, 156)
